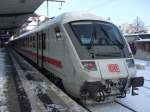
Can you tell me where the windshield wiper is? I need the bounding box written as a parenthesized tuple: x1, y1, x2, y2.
(87, 33, 95, 49)
(95, 52, 121, 57)
(86, 25, 96, 59)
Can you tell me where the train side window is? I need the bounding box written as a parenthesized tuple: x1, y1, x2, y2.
(55, 27, 62, 40)
(42, 33, 46, 49)
(22, 38, 25, 47)
(29, 36, 32, 48)
(27, 37, 29, 48)
(33, 36, 36, 48)
(26, 37, 28, 48)
(28, 37, 30, 48)
(38, 35, 41, 49)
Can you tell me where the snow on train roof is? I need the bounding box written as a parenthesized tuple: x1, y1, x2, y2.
(136, 38, 150, 42)
(124, 33, 150, 36)
(14, 12, 106, 40)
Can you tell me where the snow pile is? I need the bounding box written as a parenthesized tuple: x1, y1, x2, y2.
(135, 59, 150, 79)
(0, 51, 9, 112)
(135, 59, 147, 69)
(117, 59, 150, 112)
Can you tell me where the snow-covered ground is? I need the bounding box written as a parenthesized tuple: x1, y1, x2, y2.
(135, 59, 150, 80)
(87, 59, 150, 112)
(0, 49, 9, 112)
(118, 59, 150, 112)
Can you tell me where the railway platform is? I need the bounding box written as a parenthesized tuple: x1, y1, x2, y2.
(0, 48, 88, 112)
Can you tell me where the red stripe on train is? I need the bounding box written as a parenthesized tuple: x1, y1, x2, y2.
(21, 49, 63, 68)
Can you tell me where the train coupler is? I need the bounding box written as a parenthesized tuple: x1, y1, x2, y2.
(130, 77, 144, 96)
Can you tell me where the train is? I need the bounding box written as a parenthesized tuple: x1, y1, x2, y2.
(10, 12, 144, 103)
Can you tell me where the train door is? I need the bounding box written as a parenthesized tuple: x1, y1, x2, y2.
(37, 33, 46, 68)
(36, 33, 39, 65)
(41, 33, 46, 68)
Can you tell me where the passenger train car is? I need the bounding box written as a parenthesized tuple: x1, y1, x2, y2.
(11, 12, 144, 103)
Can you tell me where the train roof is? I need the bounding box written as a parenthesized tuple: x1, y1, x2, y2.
(13, 12, 107, 40)
(54, 11, 106, 24)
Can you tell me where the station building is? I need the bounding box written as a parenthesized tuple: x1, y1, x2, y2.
(124, 33, 150, 60)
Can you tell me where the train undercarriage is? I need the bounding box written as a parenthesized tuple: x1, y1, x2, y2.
(80, 77, 144, 103)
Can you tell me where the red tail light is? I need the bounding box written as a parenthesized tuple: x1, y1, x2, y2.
(82, 61, 97, 71)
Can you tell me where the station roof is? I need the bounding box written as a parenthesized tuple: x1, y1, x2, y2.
(0, 0, 44, 34)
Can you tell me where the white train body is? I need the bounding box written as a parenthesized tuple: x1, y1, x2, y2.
(12, 12, 144, 102)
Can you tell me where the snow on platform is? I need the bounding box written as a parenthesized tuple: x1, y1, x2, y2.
(9, 49, 88, 112)
(0, 48, 9, 112)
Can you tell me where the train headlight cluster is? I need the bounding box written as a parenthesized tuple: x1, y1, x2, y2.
(82, 61, 97, 71)
(126, 59, 135, 68)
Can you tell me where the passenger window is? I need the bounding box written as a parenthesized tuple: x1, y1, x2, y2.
(27, 37, 29, 48)
(29, 36, 32, 48)
(38, 35, 41, 49)
(55, 27, 62, 40)
(42, 33, 46, 49)
(26, 38, 28, 47)
(32, 36, 36, 48)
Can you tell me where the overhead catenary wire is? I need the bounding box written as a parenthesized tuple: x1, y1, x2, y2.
(45, 0, 66, 17)
(87, 0, 119, 11)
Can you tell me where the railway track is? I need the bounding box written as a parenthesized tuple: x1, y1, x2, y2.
(81, 100, 137, 112)
(114, 101, 137, 112)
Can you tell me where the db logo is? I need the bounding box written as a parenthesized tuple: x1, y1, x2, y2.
(108, 64, 120, 72)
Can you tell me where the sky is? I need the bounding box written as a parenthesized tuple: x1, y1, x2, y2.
(35, 0, 150, 27)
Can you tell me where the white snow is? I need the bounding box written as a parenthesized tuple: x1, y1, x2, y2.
(135, 59, 150, 79)
(136, 39, 150, 42)
(117, 59, 150, 112)
(0, 49, 9, 112)
(135, 59, 146, 69)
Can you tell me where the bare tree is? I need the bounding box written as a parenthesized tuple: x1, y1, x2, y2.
(133, 16, 147, 33)
(119, 23, 135, 34)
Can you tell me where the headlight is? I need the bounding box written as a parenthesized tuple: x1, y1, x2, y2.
(82, 61, 97, 71)
(126, 59, 135, 68)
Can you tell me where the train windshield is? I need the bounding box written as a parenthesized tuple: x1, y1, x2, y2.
(68, 21, 132, 59)
(71, 21, 124, 46)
